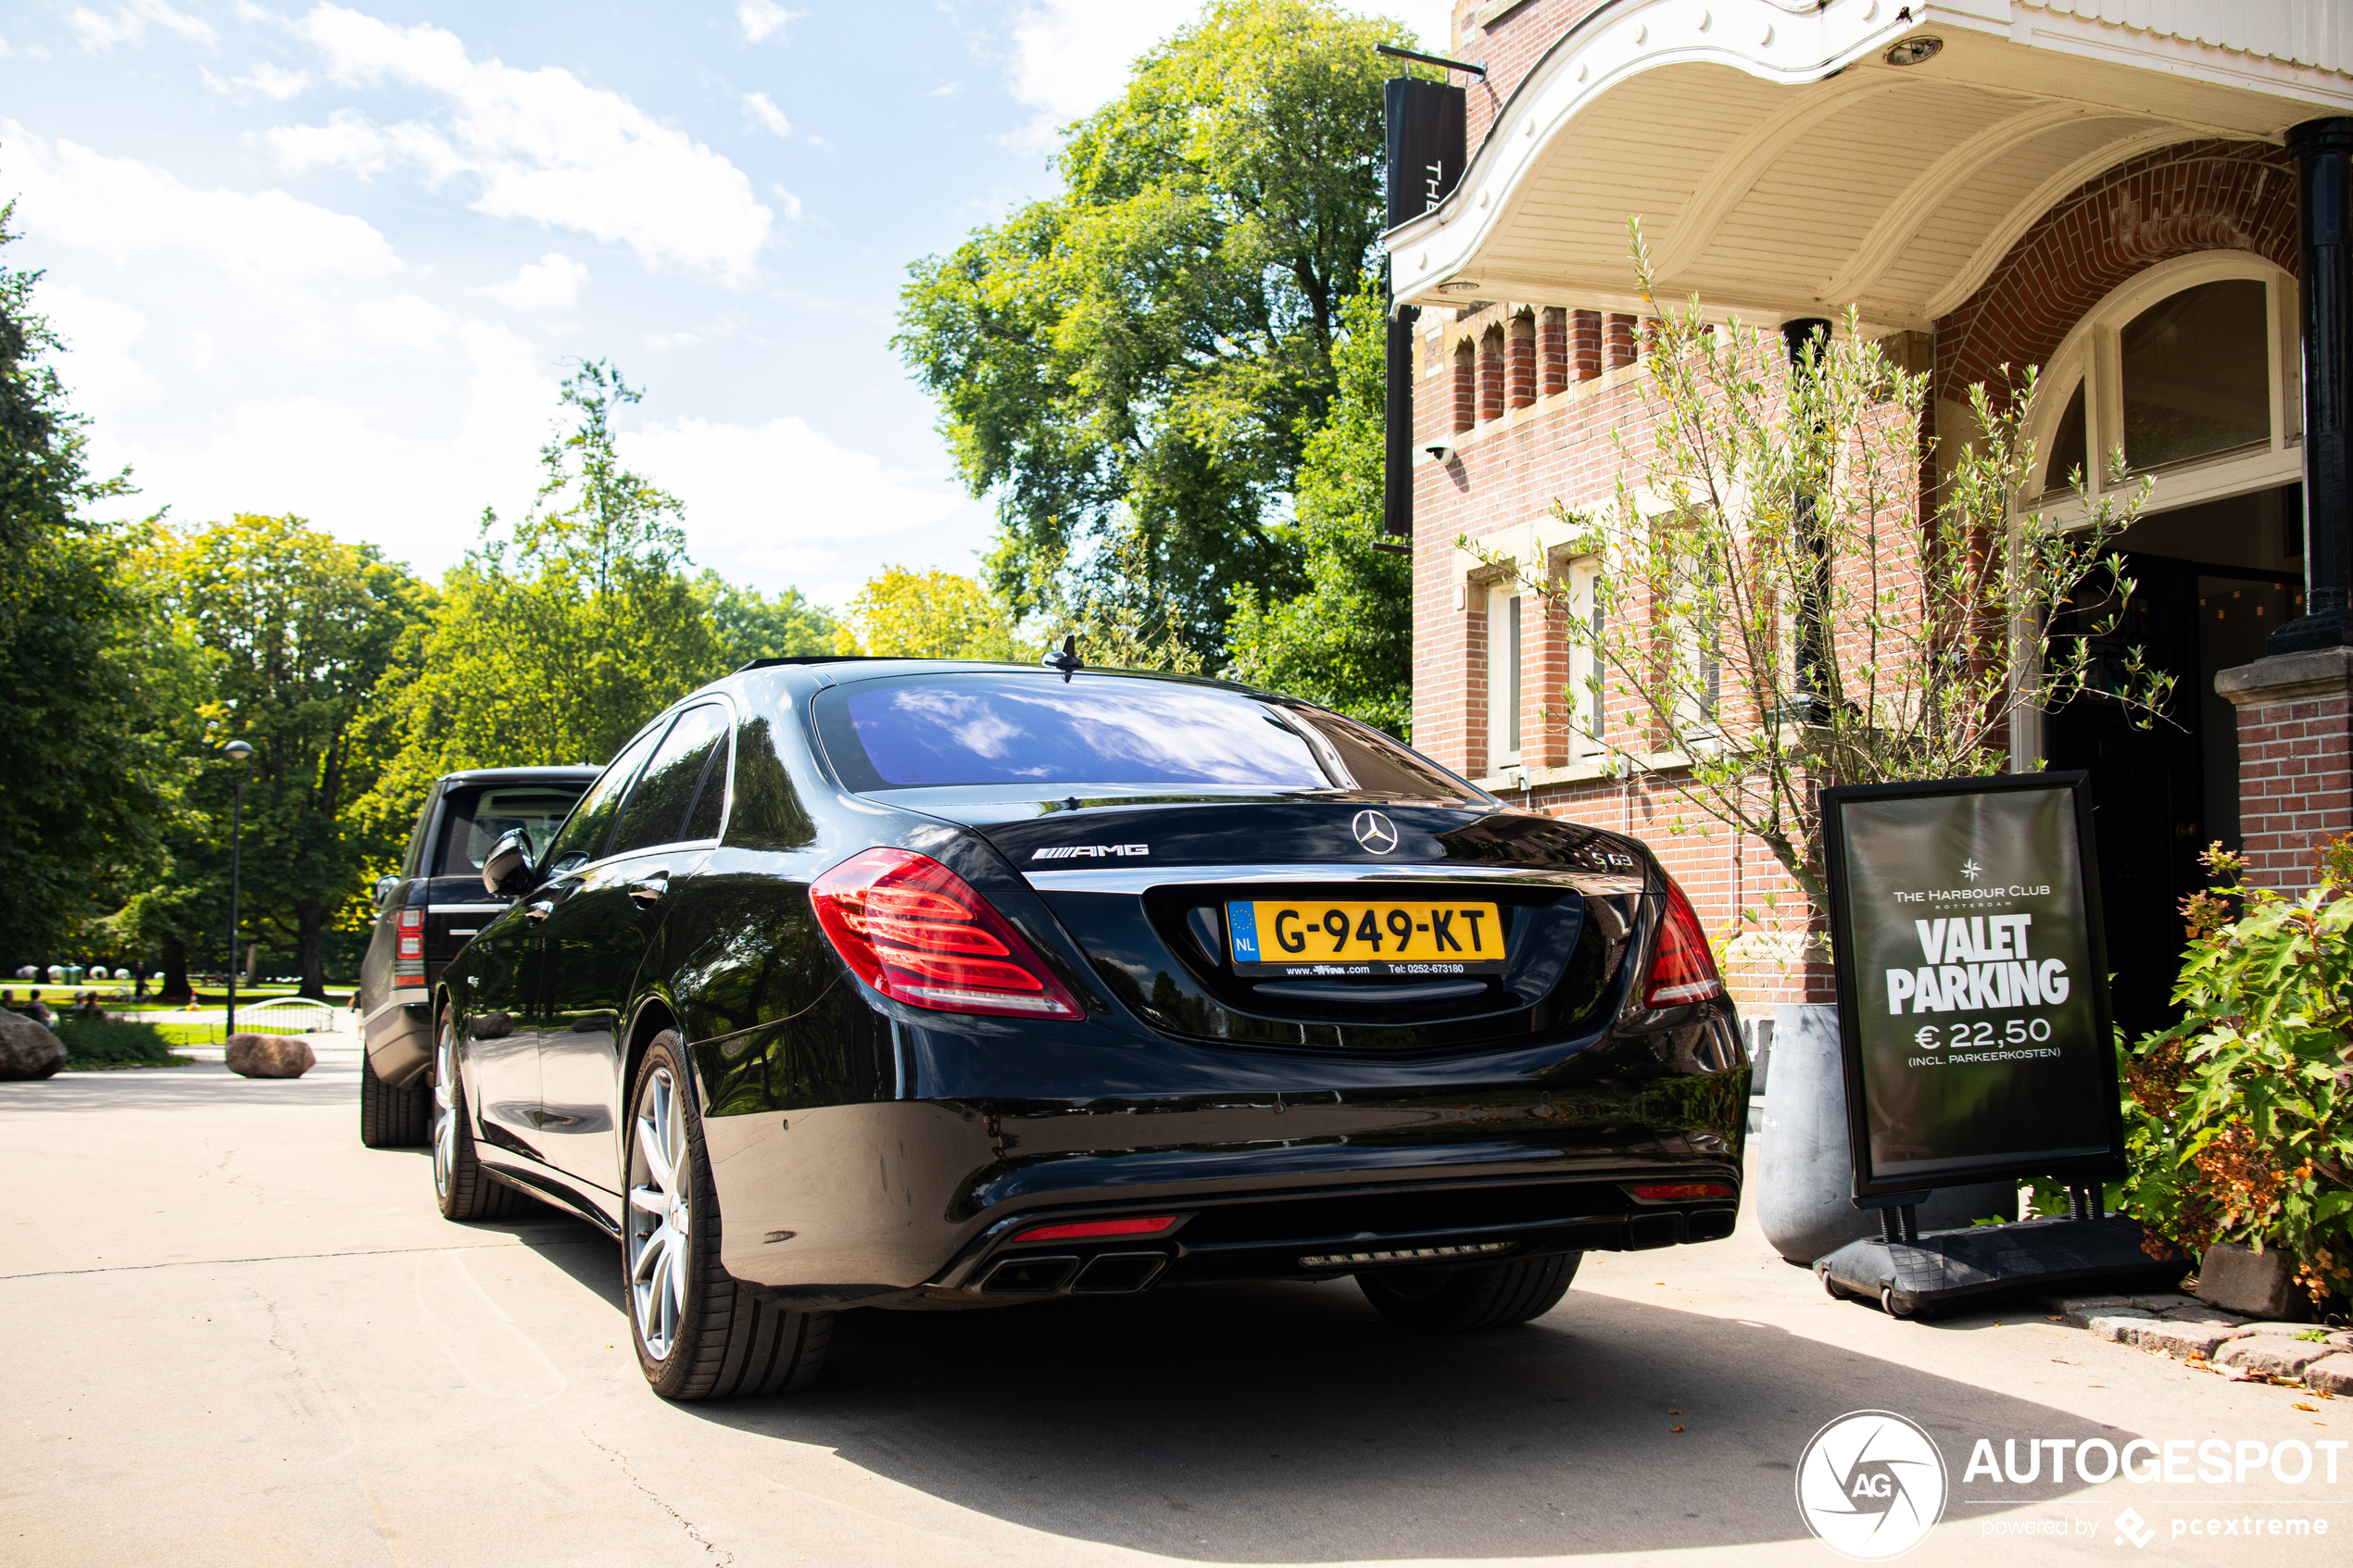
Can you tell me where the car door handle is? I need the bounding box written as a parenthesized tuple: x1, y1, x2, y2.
(525, 900, 555, 922)
(628, 871, 670, 906)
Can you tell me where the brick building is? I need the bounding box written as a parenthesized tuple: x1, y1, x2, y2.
(1385, 1, 2353, 1032)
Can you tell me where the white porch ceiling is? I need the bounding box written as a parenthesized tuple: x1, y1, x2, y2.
(1386, 0, 2353, 330)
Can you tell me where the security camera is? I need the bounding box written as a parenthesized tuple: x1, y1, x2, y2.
(1423, 437, 1456, 465)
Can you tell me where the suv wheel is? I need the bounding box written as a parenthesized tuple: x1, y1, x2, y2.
(360, 1049, 429, 1148)
(624, 1031, 833, 1399)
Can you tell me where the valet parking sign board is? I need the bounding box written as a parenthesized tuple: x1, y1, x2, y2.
(1820, 772, 2127, 1199)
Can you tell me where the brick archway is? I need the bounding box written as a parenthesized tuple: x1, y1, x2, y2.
(1935, 139, 2297, 405)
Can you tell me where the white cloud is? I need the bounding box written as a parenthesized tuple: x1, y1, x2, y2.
(997, 0, 1460, 149)
(268, 5, 772, 282)
(998, 1, 1196, 148)
(38, 284, 163, 422)
(622, 416, 991, 607)
(1, 120, 402, 284)
(741, 90, 790, 137)
(68, 0, 217, 53)
(233, 60, 311, 99)
(474, 252, 588, 311)
(736, 2, 802, 44)
(769, 184, 803, 222)
(87, 320, 557, 565)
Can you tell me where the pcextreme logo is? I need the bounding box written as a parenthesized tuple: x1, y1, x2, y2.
(1796, 1411, 1949, 1560)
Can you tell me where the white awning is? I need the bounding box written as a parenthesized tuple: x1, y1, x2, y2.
(1386, 0, 2353, 330)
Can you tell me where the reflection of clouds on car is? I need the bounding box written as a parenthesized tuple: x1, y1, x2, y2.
(849, 677, 1340, 788)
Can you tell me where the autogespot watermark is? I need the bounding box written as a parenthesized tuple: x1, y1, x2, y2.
(1797, 1411, 1949, 1560)
(1795, 1411, 2346, 1558)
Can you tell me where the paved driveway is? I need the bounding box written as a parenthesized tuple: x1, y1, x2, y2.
(4, 1059, 2343, 1566)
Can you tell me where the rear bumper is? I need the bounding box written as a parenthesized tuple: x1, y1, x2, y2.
(362, 996, 434, 1088)
(702, 1093, 1741, 1302)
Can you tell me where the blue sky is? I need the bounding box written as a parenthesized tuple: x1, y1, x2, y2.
(0, 0, 1447, 608)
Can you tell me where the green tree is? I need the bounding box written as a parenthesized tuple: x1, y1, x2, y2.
(835, 565, 1030, 660)
(0, 203, 182, 969)
(1224, 282, 1410, 732)
(135, 515, 433, 997)
(896, 0, 1422, 662)
(376, 362, 725, 804)
(696, 571, 839, 669)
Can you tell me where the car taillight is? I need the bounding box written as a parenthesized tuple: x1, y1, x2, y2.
(811, 848, 1082, 1020)
(1014, 1215, 1178, 1244)
(1642, 874, 1723, 1008)
(394, 907, 424, 989)
(1629, 1183, 1735, 1201)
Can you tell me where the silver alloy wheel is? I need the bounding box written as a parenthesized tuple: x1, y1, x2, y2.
(626, 1065, 690, 1361)
(431, 1021, 457, 1200)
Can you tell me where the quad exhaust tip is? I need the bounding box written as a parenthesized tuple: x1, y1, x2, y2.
(978, 1250, 1170, 1296)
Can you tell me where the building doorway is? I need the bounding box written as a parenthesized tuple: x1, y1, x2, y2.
(2043, 485, 2304, 1040)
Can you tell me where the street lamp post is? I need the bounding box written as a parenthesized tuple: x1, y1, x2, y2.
(223, 739, 252, 1036)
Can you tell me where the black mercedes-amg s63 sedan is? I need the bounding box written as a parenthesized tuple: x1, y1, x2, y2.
(431, 657, 1746, 1400)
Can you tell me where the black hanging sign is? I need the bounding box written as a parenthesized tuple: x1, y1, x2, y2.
(1819, 771, 2127, 1199)
(1379, 77, 1462, 548)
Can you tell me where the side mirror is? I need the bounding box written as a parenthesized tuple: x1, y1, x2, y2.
(372, 874, 399, 908)
(483, 829, 537, 898)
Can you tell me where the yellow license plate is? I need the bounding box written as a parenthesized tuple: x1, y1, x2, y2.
(1227, 899, 1506, 976)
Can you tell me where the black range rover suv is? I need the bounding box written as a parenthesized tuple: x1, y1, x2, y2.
(430, 660, 1747, 1400)
(359, 765, 598, 1146)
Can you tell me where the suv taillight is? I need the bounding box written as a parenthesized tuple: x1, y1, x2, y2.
(1642, 874, 1723, 1008)
(394, 906, 424, 989)
(811, 848, 1082, 1020)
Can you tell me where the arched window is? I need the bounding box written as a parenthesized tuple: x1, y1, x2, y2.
(2028, 255, 2298, 509)
(2120, 279, 2271, 470)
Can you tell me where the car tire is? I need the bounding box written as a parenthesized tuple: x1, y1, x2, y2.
(360, 1048, 428, 1148)
(431, 1012, 521, 1222)
(1356, 1251, 1581, 1332)
(625, 1031, 834, 1400)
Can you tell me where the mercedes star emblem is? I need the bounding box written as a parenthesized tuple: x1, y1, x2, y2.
(1353, 809, 1400, 855)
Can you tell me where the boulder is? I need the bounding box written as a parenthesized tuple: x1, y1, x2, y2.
(2196, 1241, 2306, 1320)
(0, 1012, 65, 1080)
(224, 1033, 315, 1079)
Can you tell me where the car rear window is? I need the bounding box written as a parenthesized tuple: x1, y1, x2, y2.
(813, 673, 1475, 800)
(433, 784, 591, 878)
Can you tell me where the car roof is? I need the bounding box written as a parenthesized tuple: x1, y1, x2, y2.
(436, 764, 604, 787)
(733, 655, 1261, 695)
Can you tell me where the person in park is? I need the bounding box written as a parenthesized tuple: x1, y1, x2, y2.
(19, 990, 54, 1025)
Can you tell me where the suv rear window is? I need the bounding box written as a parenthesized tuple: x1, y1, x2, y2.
(812, 673, 1475, 801)
(434, 784, 591, 878)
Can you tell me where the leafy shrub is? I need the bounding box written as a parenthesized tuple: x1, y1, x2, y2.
(2120, 839, 2353, 1307)
(51, 1017, 184, 1069)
